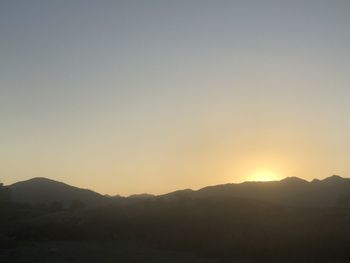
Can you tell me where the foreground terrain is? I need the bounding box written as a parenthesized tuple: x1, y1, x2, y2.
(2, 176, 350, 262)
(0, 240, 217, 263)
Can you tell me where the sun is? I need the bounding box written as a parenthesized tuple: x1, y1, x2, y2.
(248, 169, 280, 182)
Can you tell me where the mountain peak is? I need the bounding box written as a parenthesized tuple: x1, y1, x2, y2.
(10, 177, 106, 206)
(322, 175, 344, 182)
(24, 177, 65, 184)
(280, 177, 308, 184)
(311, 178, 321, 183)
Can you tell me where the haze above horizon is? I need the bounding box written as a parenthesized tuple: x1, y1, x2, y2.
(1, 1, 350, 195)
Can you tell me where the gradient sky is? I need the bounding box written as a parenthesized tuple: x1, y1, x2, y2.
(1, 0, 350, 195)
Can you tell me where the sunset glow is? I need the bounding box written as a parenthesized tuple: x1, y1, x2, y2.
(2, 1, 350, 261)
(248, 170, 281, 182)
(1, 1, 350, 195)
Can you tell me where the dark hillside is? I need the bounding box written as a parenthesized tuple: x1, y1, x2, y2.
(9, 178, 107, 207)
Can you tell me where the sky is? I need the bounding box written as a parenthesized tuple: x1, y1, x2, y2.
(1, 0, 350, 195)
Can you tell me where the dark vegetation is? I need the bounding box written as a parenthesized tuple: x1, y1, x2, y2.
(2, 176, 350, 262)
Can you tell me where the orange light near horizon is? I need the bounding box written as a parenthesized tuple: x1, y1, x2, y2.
(248, 169, 281, 182)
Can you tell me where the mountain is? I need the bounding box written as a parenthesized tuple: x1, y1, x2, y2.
(5, 175, 350, 262)
(8, 175, 350, 208)
(128, 193, 156, 199)
(186, 175, 350, 207)
(9, 177, 108, 207)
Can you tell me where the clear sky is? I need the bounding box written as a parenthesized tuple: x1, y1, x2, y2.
(1, 0, 350, 195)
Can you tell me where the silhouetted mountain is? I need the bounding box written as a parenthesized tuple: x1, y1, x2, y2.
(9, 177, 107, 207)
(162, 175, 350, 207)
(280, 176, 308, 184)
(8, 175, 350, 208)
(128, 193, 156, 199)
(4, 175, 350, 262)
(160, 189, 194, 200)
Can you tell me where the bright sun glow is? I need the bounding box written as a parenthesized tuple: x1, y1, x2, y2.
(248, 170, 280, 182)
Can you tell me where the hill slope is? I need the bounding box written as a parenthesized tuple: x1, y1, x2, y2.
(8, 175, 350, 208)
(10, 177, 107, 207)
(187, 175, 350, 207)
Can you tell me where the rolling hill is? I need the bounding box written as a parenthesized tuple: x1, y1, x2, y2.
(7, 175, 350, 208)
(160, 175, 350, 207)
(9, 177, 108, 207)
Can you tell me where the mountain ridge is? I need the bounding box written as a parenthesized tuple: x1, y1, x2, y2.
(6, 175, 350, 207)
(9, 177, 108, 207)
